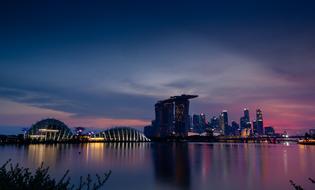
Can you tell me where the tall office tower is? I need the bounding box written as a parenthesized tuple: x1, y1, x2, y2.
(244, 108, 250, 123)
(222, 110, 229, 127)
(200, 113, 206, 126)
(154, 102, 163, 137)
(174, 95, 198, 137)
(154, 101, 174, 138)
(188, 115, 193, 132)
(256, 109, 264, 135)
(220, 110, 229, 135)
(193, 114, 201, 131)
(240, 116, 246, 130)
(256, 109, 263, 120)
(219, 113, 225, 135)
(252, 120, 257, 134)
(231, 121, 240, 136)
(192, 114, 206, 133)
(240, 108, 252, 131)
(175, 99, 189, 137)
(148, 94, 198, 138)
(210, 116, 219, 129)
(161, 102, 175, 137)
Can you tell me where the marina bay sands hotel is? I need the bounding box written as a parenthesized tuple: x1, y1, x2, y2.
(144, 94, 198, 138)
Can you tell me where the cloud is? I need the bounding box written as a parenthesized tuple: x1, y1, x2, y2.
(0, 1, 315, 133)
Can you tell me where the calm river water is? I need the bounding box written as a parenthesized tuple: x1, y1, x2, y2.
(0, 142, 314, 190)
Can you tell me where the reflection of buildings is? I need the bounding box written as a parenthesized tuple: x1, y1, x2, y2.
(86, 143, 150, 169)
(25, 144, 69, 169)
(25, 143, 150, 172)
(151, 143, 191, 189)
(144, 94, 198, 138)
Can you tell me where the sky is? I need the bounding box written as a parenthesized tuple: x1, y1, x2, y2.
(0, 0, 315, 134)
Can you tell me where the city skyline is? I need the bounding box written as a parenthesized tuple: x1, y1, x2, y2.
(1, 1, 315, 134)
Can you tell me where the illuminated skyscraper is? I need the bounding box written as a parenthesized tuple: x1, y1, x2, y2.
(147, 94, 198, 138)
(161, 102, 175, 137)
(240, 108, 251, 131)
(255, 109, 264, 135)
(252, 120, 257, 134)
(192, 113, 207, 133)
(231, 121, 240, 136)
(174, 95, 197, 137)
(244, 108, 250, 123)
(256, 109, 263, 120)
(220, 110, 229, 135)
(210, 116, 219, 129)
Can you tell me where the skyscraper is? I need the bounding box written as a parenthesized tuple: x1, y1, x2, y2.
(154, 101, 174, 138)
(148, 94, 198, 138)
(231, 121, 240, 136)
(252, 120, 257, 134)
(220, 110, 229, 135)
(210, 116, 219, 129)
(240, 116, 246, 130)
(192, 113, 206, 133)
(265, 126, 275, 136)
(240, 108, 252, 132)
(193, 114, 201, 132)
(244, 108, 250, 123)
(256, 109, 264, 135)
(174, 97, 190, 137)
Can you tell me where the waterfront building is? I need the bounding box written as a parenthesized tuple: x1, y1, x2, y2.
(174, 95, 197, 137)
(256, 109, 264, 135)
(220, 110, 229, 136)
(192, 113, 207, 133)
(240, 108, 251, 131)
(244, 108, 250, 123)
(74, 127, 85, 135)
(231, 121, 240, 136)
(155, 101, 174, 138)
(219, 113, 225, 135)
(264, 126, 275, 136)
(241, 128, 251, 138)
(145, 94, 198, 138)
(99, 127, 150, 142)
(27, 118, 73, 142)
(144, 124, 155, 138)
(240, 116, 246, 130)
(210, 116, 220, 129)
(192, 114, 201, 132)
(253, 120, 257, 134)
(309, 129, 315, 137)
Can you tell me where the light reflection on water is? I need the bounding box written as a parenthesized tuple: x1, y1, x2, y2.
(0, 143, 314, 190)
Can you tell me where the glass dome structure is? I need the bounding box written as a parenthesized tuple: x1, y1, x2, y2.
(98, 127, 150, 142)
(27, 118, 73, 141)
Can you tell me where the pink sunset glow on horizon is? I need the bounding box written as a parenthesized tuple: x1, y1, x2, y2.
(0, 97, 314, 135)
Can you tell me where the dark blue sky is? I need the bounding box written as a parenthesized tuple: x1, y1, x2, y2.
(1, 0, 315, 134)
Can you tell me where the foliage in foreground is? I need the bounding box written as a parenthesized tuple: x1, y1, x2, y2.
(290, 178, 315, 190)
(0, 159, 111, 190)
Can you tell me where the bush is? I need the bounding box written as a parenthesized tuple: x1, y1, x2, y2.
(0, 159, 111, 190)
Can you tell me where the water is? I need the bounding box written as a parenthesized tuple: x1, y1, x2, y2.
(0, 142, 314, 190)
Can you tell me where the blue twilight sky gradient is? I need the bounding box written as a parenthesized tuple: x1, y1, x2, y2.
(0, 0, 315, 134)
